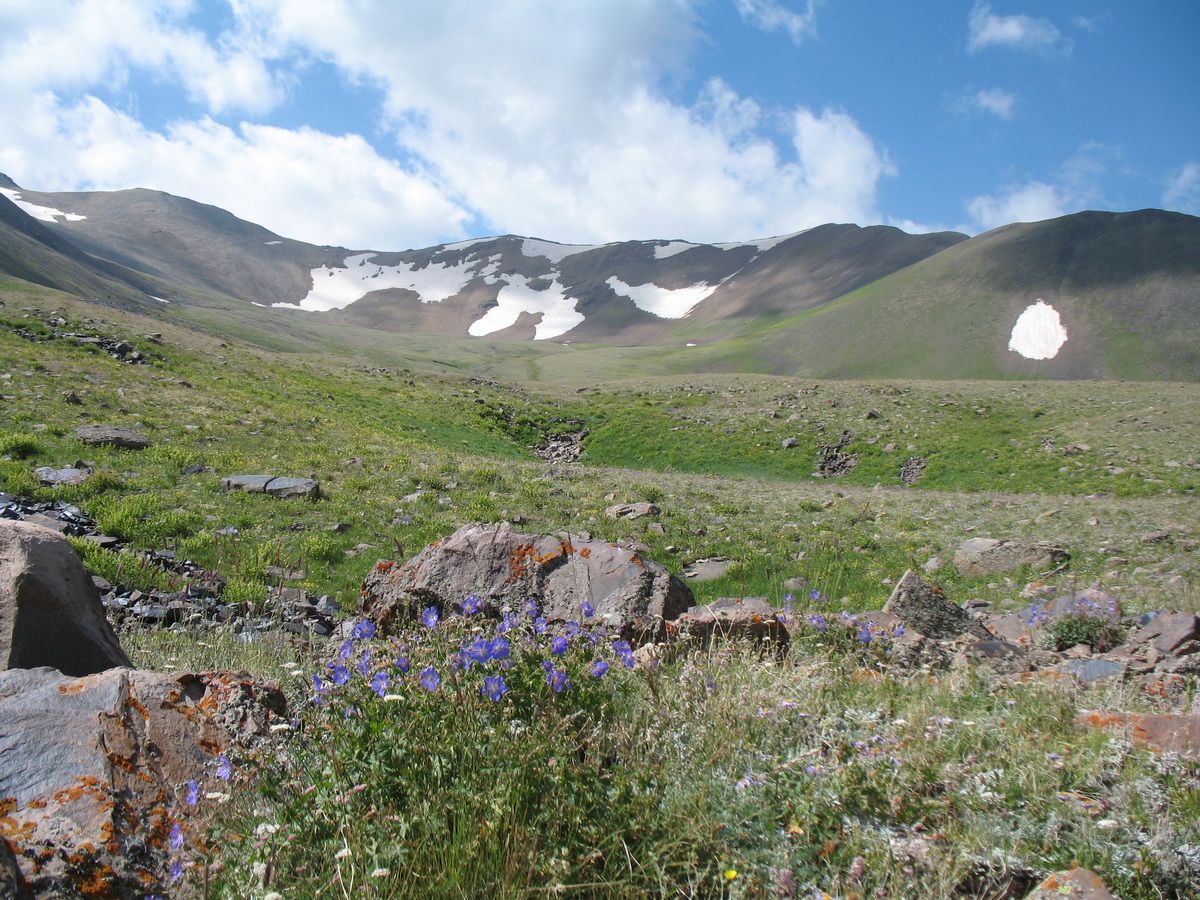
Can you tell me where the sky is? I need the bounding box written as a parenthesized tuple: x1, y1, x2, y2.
(0, 0, 1196, 251)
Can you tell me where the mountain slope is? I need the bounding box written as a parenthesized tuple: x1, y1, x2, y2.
(714, 209, 1200, 381)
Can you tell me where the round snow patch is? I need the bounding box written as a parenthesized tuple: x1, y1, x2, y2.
(1009, 300, 1068, 359)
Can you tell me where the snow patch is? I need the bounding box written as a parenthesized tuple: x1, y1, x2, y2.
(468, 275, 583, 340)
(264, 240, 282, 245)
(278, 253, 495, 311)
(1009, 300, 1068, 359)
(520, 238, 598, 264)
(0, 187, 86, 222)
(606, 276, 719, 319)
(151, 296, 170, 304)
(653, 241, 698, 260)
(715, 228, 808, 254)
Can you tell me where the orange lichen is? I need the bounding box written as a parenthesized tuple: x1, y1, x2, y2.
(57, 682, 85, 694)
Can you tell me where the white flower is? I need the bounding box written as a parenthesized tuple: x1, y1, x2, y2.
(371, 868, 391, 878)
(335, 846, 352, 859)
(254, 823, 280, 838)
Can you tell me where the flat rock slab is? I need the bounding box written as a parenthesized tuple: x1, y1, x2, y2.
(73, 424, 151, 450)
(1056, 658, 1127, 684)
(604, 502, 659, 520)
(1027, 867, 1120, 900)
(882, 569, 992, 641)
(954, 537, 1069, 577)
(220, 474, 320, 499)
(33, 465, 91, 486)
(0, 666, 286, 898)
(1125, 611, 1200, 655)
(1078, 709, 1200, 759)
(682, 557, 732, 581)
(1, 519, 131, 675)
(360, 522, 693, 639)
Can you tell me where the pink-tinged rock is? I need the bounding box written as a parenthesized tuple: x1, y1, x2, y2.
(1026, 867, 1120, 900)
(984, 612, 1034, 646)
(1077, 709, 1200, 759)
(0, 666, 285, 897)
(1126, 611, 1200, 656)
(1, 519, 132, 675)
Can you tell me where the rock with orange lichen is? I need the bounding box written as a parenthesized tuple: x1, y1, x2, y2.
(1077, 709, 1200, 759)
(0, 666, 285, 898)
(1026, 866, 1120, 899)
(360, 521, 693, 640)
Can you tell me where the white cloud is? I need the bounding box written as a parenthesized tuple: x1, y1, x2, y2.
(967, 1, 1069, 58)
(734, 0, 819, 44)
(965, 143, 1118, 233)
(967, 181, 1065, 231)
(0, 0, 896, 248)
(0, 0, 284, 115)
(0, 94, 470, 249)
(956, 87, 1018, 120)
(1163, 162, 1200, 215)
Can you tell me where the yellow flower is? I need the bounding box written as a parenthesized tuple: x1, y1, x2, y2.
(723, 869, 738, 880)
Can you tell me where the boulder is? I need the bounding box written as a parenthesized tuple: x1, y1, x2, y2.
(360, 522, 693, 639)
(1, 519, 131, 675)
(1026, 867, 1120, 900)
(954, 640, 1030, 675)
(954, 537, 1069, 576)
(74, 424, 152, 450)
(668, 597, 789, 648)
(882, 570, 992, 641)
(0, 665, 286, 898)
(220, 474, 320, 499)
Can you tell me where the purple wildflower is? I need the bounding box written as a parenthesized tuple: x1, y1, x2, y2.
(419, 666, 440, 691)
(808, 614, 827, 632)
(545, 667, 570, 693)
(460, 594, 485, 615)
(169, 822, 185, 850)
(482, 675, 508, 701)
(395, 655, 411, 673)
(350, 620, 376, 640)
(591, 659, 610, 678)
(564, 621, 581, 637)
(488, 636, 510, 661)
(169, 859, 183, 882)
(421, 606, 439, 628)
(338, 639, 354, 660)
(857, 625, 873, 644)
(533, 616, 548, 634)
(524, 599, 539, 617)
(329, 664, 350, 686)
(370, 672, 389, 697)
(356, 649, 372, 678)
(580, 601, 595, 618)
(216, 755, 232, 781)
(810, 589, 826, 603)
(185, 780, 199, 806)
(550, 635, 569, 656)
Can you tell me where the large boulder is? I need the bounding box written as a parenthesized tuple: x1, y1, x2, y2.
(954, 537, 1069, 577)
(882, 570, 993, 641)
(360, 522, 694, 639)
(1, 519, 131, 675)
(0, 665, 286, 898)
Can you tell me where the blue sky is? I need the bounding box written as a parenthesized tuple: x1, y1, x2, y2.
(0, 0, 1196, 250)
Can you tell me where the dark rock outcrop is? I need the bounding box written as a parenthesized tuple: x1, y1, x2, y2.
(882, 569, 993, 641)
(74, 424, 152, 450)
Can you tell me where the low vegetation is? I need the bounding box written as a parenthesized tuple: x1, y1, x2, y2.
(2, 283, 1198, 897)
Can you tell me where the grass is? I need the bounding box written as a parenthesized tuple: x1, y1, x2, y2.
(1, 284, 1198, 897)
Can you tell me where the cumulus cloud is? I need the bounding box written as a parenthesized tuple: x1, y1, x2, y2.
(955, 87, 1018, 120)
(0, 0, 895, 247)
(967, 1, 1070, 58)
(967, 181, 1065, 231)
(1164, 162, 1200, 215)
(965, 144, 1117, 232)
(734, 0, 820, 44)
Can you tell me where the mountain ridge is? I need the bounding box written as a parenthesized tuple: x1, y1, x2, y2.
(0, 175, 1196, 381)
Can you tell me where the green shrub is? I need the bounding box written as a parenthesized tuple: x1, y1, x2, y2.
(0, 432, 42, 459)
